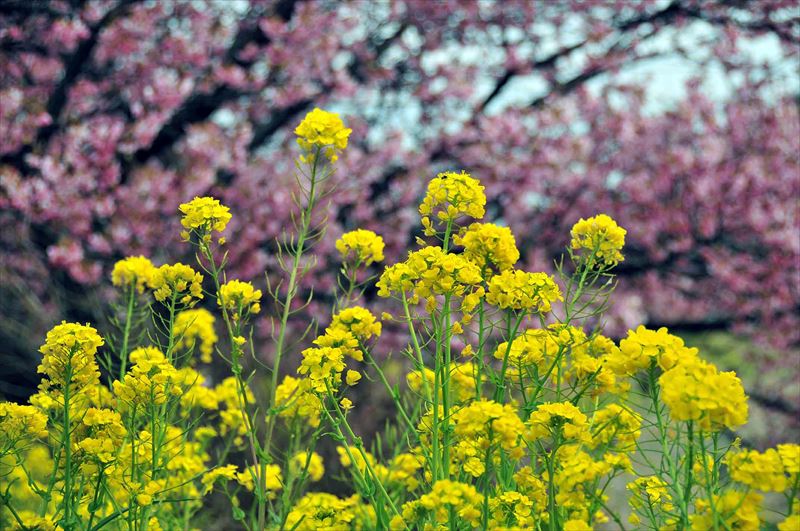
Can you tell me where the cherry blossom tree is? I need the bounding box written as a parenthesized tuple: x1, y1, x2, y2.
(1, 0, 798, 405)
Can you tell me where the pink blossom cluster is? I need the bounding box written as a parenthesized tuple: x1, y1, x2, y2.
(0, 1, 798, 398)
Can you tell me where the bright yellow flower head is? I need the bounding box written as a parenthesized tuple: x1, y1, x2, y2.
(178, 196, 232, 235)
(76, 407, 127, 466)
(173, 308, 218, 364)
(294, 107, 352, 162)
(111, 256, 156, 294)
(38, 321, 104, 390)
(726, 448, 788, 492)
(328, 306, 382, 341)
(218, 279, 262, 318)
(627, 476, 674, 518)
(526, 401, 590, 443)
(291, 451, 325, 482)
(454, 222, 520, 273)
(419, 171, 486, 233)
(690, 490, 761, 530)
(570, 214, 626, 266)
(376, 246, 485, 317)
(486, 269, 562, 313)
(297, 346, 346, 393)
(659, 358, 748, 431)
(285, 492, 370, 531)
(0, 402, 49, 441)
(606, 325, 699, 375)
(336, 229, 385, 265)
(275, 375, 322, 428)
(148, 263, 204, 306)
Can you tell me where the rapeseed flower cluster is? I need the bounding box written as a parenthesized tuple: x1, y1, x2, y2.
(111, 255, 155, 293)
(149, 262, 204, 305)
(4, 112, 798, 531)
(179, 195, 232, 237)
(173, 308, 218, 363)
(453, 221, 520, 273)
(570, 213, 627, 266)
(294, 107, 352, 162)
(419, 170, 486, 235)
(218, 279, 262, 318)
(486, 269, 563, 313)
(336, 229, 385, 265)
(659, 357, 749, 431)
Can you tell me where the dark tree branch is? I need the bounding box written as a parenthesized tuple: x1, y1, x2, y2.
(479, 40, 587, 113)
(0, 0, 133, 171)
(248, 99, 314, 152)
(125, 85, 243, 169)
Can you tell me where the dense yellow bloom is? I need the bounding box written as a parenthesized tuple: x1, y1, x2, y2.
(294, 107, 352, 162)
(387, 452, 425, 490)
(218, 279, 262, 318)
(419, 171, 486, 234)
(179, 196, 231, 235)
(606, 325, 699, 375)
(0, 402, 48, 441)
(177, 367, 220, 410)
(454, 222, 520, 273)
(494, 329, 559, 370)
(235, 464, 282, 497)
(527, 402, 590, 443)
(377, 246, 484, 317)
(590, 404, 641, 451)
(297, 346, 346, 393)
(173, 308, 218, 363)
(406, 363, 477, 404)
(345, 370, 361, 386)
(291, 451, 325, 482)
(148, 263, 204, 305)
(391, 480, 482, 530)
(314, 327, 363, 361)
(328, 306, 382, 341)
(570, 214, 626, 266)
(627, 476, 673, 516)
(336, 229, 385, 265)
(726, 448, 788, 491)
(215, 376, 255, 444)
(201, 464, 239, 494)
(452, 400, 526, 477)
(9, 513, 59, 531)
(659, 358, 748, 431)
(779, 512, 800, 531)
(113, 347, 182, 409)
(111, 256, 156, 294)
(486, 269, 562, 313)
(564, 520, 593, 531)
(488, 491, 535, 528)
(778, 443, 800, 477)
(554, 445, 612, 519)
(75, 407, 126, 467)
(285, 492, 370, 530)
(275, 375, 322, 428)
(691, 491, 762, 530)
(38, 321, 103, 392)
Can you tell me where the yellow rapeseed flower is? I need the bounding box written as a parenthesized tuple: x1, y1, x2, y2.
(570, 214, 626, 266)
(218, 279, 262, 318)
(336, 229, 385, 265)
(294, 107, 352, 162)
(178, 196, 232, 236)
(148, 263, 204, 305)
(419, 171, 486, 234)
(111, 256, 156, 294)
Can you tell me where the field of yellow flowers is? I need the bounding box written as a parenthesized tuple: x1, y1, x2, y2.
(1, 109, 797, 531)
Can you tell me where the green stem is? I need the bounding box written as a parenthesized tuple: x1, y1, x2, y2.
(120, 283, 136, 378)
